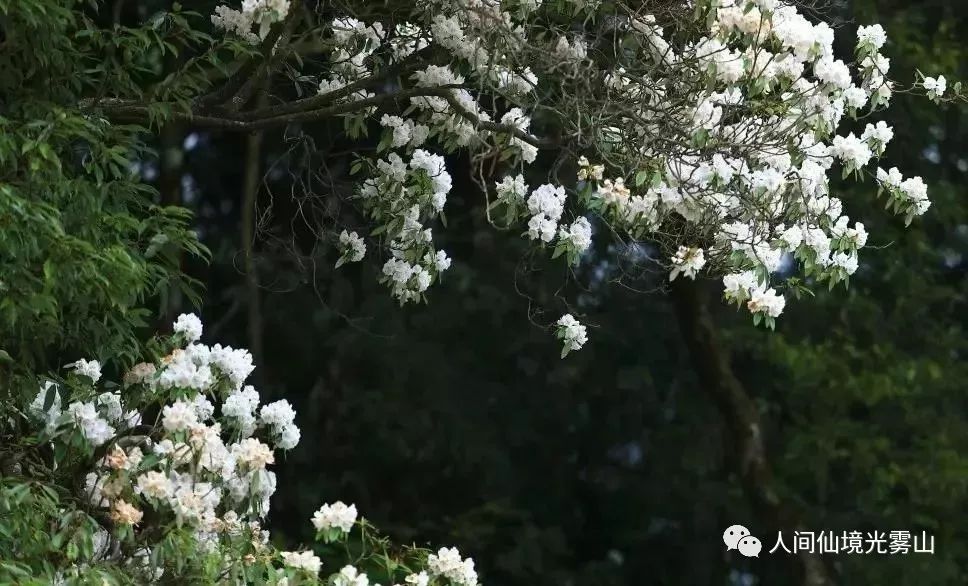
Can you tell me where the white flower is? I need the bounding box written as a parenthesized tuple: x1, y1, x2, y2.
(747, 288, 786, 318)
(843, 86, 868, 110)
(110, 500, 144, 526)
(333, 230, 365, 265)
(95, 392, 124, 424)
(29, 381, 61, 432)
(495, 175, 528, 203)
(669, 246, 706, 281)
(223, 385, 260, 436)
(876, 166, 903, 189)
(173, 313, 203, 342)
(170, 477, 221, 523)
(162, 401, 198, 433)
(209, 344, 255, 388)
(277, 423, 301, 450)
(427, 547, 478, 586)
(861, 121, 893, 153)
(831, 133, 873, 171)
(750, 168, 785, 195)
(211, 6, 260, 44)
(191, 394, 215, 421)
(846, 222, 868, 248)
(231, 438, 275, 471)
(67, 401, 115, 447)
(280, 551, 322, 575)
(923, 75, 946, 100)
(334, 565, 369, 586)
(135, 471, 174, 501)
(260, 399, 296, 428)
(856, 24, 887, 50)
(526, 184, 567, 243)
(832, 251, 859, 275)
(527, 184, 566, 221)
(779, 225, 803, 250)
(153, 439, 192, 465)
(409, 149, 452, 200)
(723, 271, 761, 302)
(900, 176, 931, 214)
(595, 178, 631, 207)
(156, 349, 215, 392)
(405, 572, 430, 586)
(558, 217, 592, 253)
(814, 57, 852, 90)
(576, 156, 604, 182)
(527, 214, 557, 243)
(555, 314, 588, 357)
(311, 501, 358, 533)
(423, 250, 452, 273)
(66, 358, 101, 383)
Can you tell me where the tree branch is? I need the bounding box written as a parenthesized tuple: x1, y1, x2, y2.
(83, 88, 553, 148)
(197, 3, 303, 109)
(226, 4, 305, 112)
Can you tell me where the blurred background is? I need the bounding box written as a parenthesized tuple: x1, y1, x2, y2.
(133, 0, 968, 583)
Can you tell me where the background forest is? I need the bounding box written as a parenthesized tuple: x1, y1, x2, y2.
(4, 0, 968, 584)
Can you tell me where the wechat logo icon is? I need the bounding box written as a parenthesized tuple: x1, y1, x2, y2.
(724, 525, 762, 558)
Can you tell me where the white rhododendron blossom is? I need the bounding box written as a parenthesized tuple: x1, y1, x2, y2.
(312, 501, 358, 537)
(173, 312, 204, 342)
(205, 2, 948, 347)
(21, 314, 482, 584)
(333, 565, 370, 586)
(280, 550, 323, 575)
(212, 0, 947, 336)
(28, 381, 62, 433)
(66, 358, 101, 383)
(427, 547, 479, 586)
(67, 400, 115, 447)
(337, 230, 367, 266)
(923, 75, 947, 101)
(555, 314, 588, 357)
(669, 246, 707, 281)
(211, 0, 290, 43)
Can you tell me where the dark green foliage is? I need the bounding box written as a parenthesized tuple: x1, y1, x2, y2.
(0, 0, 207, 371)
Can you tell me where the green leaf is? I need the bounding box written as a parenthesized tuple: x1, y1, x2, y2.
(635, 170, 648, 187)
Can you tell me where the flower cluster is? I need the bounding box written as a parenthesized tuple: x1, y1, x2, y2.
(923, 75, 947, 102)
(211, 0, 290, 44)
(427, 547, 479, 586)
(30, 371, 139, 448)
(337, 230, 367, 267)
(876, 168, 930, 222)
(354, 150, 454, 303)
(28, 315, 297, 571)
(555, 314, 588, 358)
(539, 0, 935, 329)
(669, 246, 707, 281)
(206, 0, 947, 346)
(173, 312, 203, 342)
(26, 314, 483, 584)
(312, 501, 358, 541)
(525, 184, 567, 243)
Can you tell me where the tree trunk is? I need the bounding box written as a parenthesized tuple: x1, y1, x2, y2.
(670, 277, 832, 586)
(241, 125, 264, 366)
